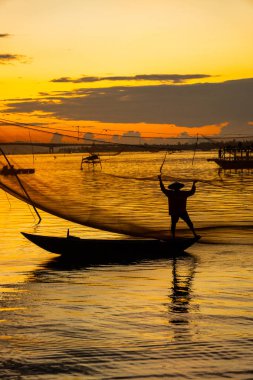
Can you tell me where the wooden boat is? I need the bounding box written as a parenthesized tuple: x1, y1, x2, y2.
(0, 165, 35, 176)
(21, 232, 199, 263)
(207, 146, 253, 169)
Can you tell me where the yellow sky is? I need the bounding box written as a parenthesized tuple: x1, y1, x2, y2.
(1, 0, 253, 138)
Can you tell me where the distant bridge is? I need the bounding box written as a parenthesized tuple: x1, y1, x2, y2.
(0, 142, 93, 153)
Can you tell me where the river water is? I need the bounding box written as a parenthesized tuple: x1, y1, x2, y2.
(0, 151, 252, 379)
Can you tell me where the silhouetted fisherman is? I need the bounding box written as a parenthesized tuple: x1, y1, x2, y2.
(158, 175, 199, 239)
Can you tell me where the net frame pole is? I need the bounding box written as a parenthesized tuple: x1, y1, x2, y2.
(0, 146, 42, 223)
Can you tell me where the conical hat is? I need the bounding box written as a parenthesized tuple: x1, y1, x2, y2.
(168, 181, 184, 190)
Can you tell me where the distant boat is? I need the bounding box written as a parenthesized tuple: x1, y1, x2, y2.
(0, 165, 35, 176)
(80, 153, 102, 169)
(207, 146, 253, 169)
(21, 232, 199, 263)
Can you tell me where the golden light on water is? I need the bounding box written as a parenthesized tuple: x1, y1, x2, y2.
(1, 0, 253, 375)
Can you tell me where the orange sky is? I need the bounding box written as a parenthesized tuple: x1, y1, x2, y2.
(1, 0, 253, 140)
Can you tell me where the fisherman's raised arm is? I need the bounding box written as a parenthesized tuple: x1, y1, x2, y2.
(158, 175, 168, 195)
(188, 180, 197, 196)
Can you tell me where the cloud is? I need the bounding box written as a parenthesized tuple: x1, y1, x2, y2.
(3, 78, 253, 135)
(0, 33, 11, 38)
(51, 73, 213, 84)
(0, 53, 29, 64)
(0, 34, 30, 64)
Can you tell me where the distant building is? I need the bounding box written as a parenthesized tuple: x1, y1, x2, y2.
(121, 131, 143, 145)
(112, 134, 120, 143)
(50, 133, 63, 144)
(83, 132, 94, 142)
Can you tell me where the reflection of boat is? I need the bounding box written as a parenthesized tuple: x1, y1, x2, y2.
(207, 146, 253, 169)
(0, 165, 35, 176)
(21, 232, 199, 263)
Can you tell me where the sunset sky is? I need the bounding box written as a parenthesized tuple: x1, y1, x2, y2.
(1, 0, 253, 140)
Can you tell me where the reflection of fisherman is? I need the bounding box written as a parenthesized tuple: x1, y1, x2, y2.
(168, 255, 197, 340)
(158, 175, 199, 239)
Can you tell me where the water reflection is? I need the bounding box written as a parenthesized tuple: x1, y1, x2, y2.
(28, 251, 199, 346)
(33, 249, 193, 271)
(168, 255, 198, 340)
(23, 250, 200, 352)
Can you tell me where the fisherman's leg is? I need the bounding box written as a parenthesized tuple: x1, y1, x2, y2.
(181, 213, 199, 238)
(171, 215, 179, 239)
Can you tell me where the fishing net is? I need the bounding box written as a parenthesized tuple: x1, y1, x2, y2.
(1, 119, 253, 241)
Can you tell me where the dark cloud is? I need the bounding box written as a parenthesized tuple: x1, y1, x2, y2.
(0, 35, 28, 64)
(51, 76, 99, 83)
(51, 73, 213, 84)
(3, 78, 253, 135)
(0, 53, 28, 64)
